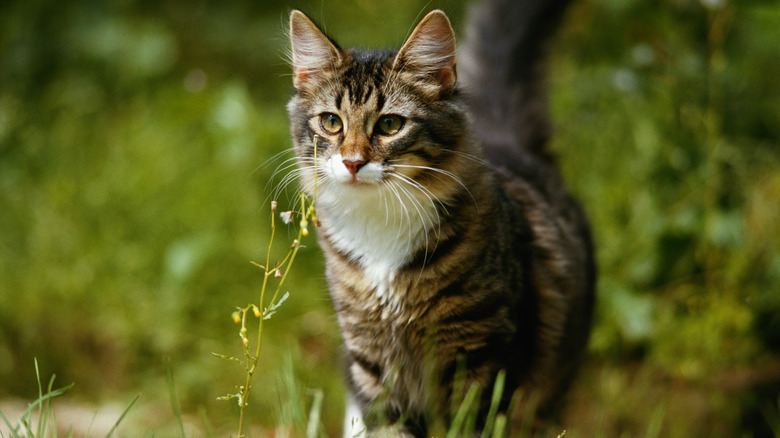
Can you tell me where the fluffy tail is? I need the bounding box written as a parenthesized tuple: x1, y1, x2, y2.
(458, 0, 573, 164)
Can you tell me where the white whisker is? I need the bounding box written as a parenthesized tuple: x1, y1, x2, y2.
(378, 180, 391, 227)
(386, 175, 443, 283)
(442, 149, 496, 170)
(269, 157, 306, 188)
(389, 178, 431, 263)
(391, 163, 478, 210)
(255, 148, 295, 177)
(389, 173, 442, 241)
(390, 171, 448, 216)
(383, 178, 413, 228)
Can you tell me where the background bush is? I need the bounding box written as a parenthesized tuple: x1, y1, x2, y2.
(1, 0, 778, 436)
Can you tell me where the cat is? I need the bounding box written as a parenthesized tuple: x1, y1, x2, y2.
(286, 0, 595, 435)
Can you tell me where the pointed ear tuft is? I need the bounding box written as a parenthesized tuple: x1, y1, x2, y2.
(289, 10, 342, 89)
(394, 10, 457, 91)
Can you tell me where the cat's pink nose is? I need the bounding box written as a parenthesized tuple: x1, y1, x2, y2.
(342, 159, 366, 176)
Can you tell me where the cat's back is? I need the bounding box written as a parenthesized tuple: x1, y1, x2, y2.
(458, 0, 595, 304)
(458, 0, 597, 414)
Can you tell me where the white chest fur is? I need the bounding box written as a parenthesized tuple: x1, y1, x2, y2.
(316, 155, 440, 306)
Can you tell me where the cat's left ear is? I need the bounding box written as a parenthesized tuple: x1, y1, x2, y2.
(290, 10, 342, 89)
(394, 10, 457, 92)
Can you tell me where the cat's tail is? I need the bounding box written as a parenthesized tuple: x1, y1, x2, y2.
(458, 0, 573, 164)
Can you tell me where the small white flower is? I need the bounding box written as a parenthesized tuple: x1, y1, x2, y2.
(280, 211, 294, 224)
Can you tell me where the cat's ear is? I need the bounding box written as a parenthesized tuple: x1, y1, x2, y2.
(289, 10, 342, 89)
(394, 10, 457, 91)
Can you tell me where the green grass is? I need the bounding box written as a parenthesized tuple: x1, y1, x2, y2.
(0, 360, 72, 438)
(0, 359, 138, 438)
(1, 0, 779, 436)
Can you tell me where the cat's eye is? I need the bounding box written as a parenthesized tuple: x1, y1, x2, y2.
(319, 113, 343, 134)
(375, 115, 405, 136)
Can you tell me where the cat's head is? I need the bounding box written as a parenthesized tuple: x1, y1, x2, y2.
(287, 10, 470, 203)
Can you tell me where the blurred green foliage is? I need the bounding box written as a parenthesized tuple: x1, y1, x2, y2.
(0, 0, 778, 436)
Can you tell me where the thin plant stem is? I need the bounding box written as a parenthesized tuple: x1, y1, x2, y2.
(233, 136, 320, 436)
(236, 199, 279, 436)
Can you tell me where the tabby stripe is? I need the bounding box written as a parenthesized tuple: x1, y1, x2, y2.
(363, 85, 374, 104)
(349, 349, 382, 380)
(424, 117, 464, 150)
(409, 146, 465, 188)
(405, 185, 475, 270)
(404, 144, 437, 164)
(438, 332, 515, 387)
(406, 223, 464, 270)
(438, 290, 507, 326)
(436, 317, 511, 351)
(385, 126, 421, 154)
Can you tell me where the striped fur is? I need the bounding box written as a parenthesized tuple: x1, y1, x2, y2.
(287, 4, 594, 436)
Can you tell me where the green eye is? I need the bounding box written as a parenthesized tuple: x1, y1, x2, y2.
(319, 113, 343, 134)
(375, 114, 404, 136)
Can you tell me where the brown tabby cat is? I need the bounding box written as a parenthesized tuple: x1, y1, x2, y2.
(286, 0, 594, 435)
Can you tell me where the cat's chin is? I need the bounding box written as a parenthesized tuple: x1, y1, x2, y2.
(335, 178, 381, 188)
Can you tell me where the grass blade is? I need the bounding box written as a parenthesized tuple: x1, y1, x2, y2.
(0, 409, 18, 436)
(85, 411, 98, 438)
(35, 359, 44, 438)
(105, 395, 140, 438)
(44, 374, 58, 438)
(49, 404, 58, 438)
(18, 384, 74, 423)
(644, 405, 666, 438)
(492, 414, 506, 438)
(447, 383, 479, 438)
(305, 389, 324, 438)
(481, 370, 506, 438)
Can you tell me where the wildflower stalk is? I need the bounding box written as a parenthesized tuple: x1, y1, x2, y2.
(218, 136, 320, 437)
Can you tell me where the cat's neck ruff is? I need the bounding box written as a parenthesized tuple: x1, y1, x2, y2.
(316, 161, 440, 306)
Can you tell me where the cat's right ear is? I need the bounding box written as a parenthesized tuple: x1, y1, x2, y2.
(289, 10, 342, 89)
